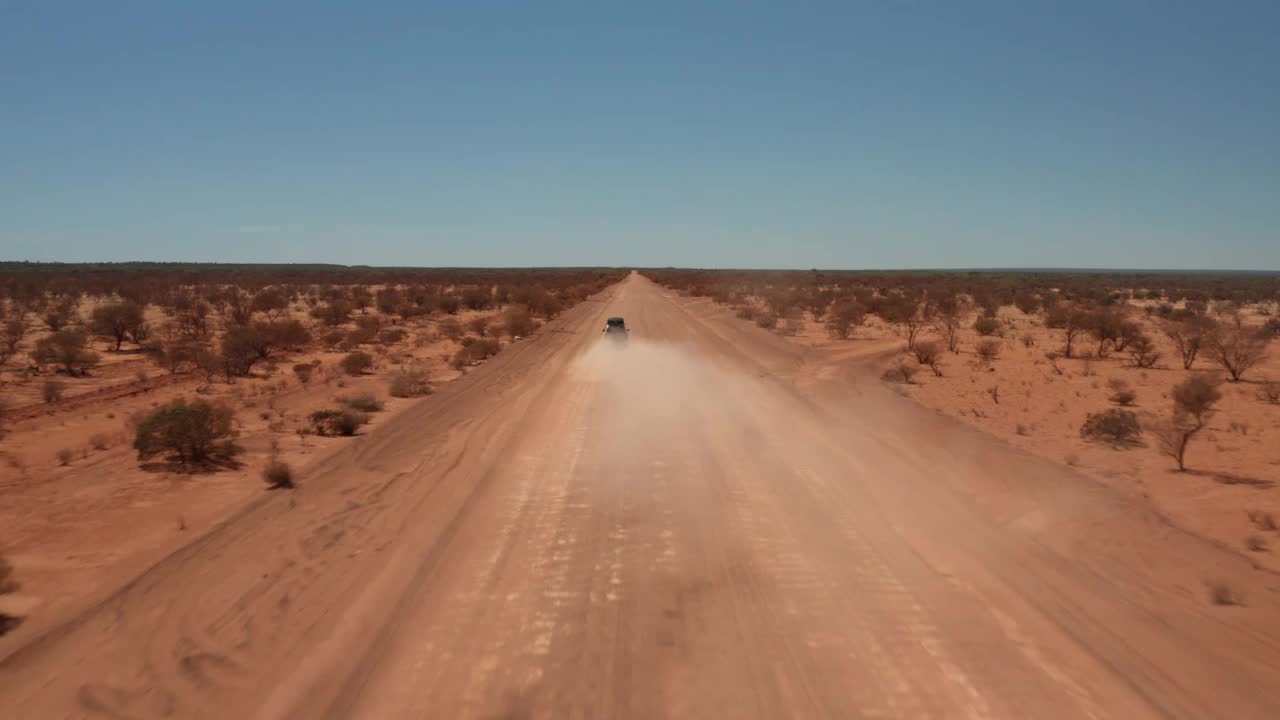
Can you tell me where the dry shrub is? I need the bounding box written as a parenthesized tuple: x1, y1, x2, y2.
(1258, 380, 1280, 405)
(1020, 333, 1035, 348)
(754, 311, 778, 330)
(911, 340, 944, 377)
(973, 317, 1001, 337)
(975, 339, 1002, 363)
(1205, 317, 1267, 382)
(881, 359, 917, 384)
(1127, 334, 1161, 368)
(502, 306, 535, 338)
(341, 351, 374, 376)
(89, 433, 110, 451)
(1206, 581, 1243, 606)
(1247, 510, 1278, 531)
(1107, 378, 1136, 406)
(56, 447, 74, 466)
(1080, 409, 1141, 446)
(0, 556, 18, 636)
(389, 369, 431, 398)
(293, 362, 315, 384)
(309, 409, 370, 436)
(42, 379, 65, 403)
(1245, 535, 1268, 552)
(339, 393, 384, 412)
(450, 338, 500, 369)
(438, 318, 464, 341)
(735, 305, 757, 321)
(1151, 375, 1221, 472)
(263, 459, 294, 489)
(379, 328, 407, 345)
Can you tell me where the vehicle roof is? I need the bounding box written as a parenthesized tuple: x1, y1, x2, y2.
(606, 316, 625, 323)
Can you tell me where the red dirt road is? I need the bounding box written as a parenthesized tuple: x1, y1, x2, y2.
(3, 274, 1280, 719)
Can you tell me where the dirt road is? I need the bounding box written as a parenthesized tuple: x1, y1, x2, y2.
(4, 274, 1280, 719)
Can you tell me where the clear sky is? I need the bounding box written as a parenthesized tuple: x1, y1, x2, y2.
(2, 1, 1277, 269)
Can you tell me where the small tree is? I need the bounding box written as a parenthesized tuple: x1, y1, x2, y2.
(1205, 316, 1268, 382)
(1127, 334, 1161, 368)
(1162, 317, 1210, 370)
(133, 399, 237, 464)
(1152, 375, 1222, 471)
(931, 297, 968, 353)
(33, 329, 100, 376)
(89, 301, 147, 351)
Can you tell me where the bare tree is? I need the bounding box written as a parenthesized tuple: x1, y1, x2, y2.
(932, 302, 967, 354)
(1205, 315, 1268, 382)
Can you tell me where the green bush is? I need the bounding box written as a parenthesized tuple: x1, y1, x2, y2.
(133, 399, 237, 463)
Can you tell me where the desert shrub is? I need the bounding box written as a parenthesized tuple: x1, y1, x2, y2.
(263, 459, 294, 489)
(975, 339, 1002, 363)
(42, 379, 65, 403)
(309, 408, 369, 436)
(339, 393, 384, 412)
(735, 305, 757, 321)
(450, 338, 500, 369)
(1206, 581, 1243, 606)
(310, 300, 352, 326)
(89, 432, 110, 451)
(973, 317, 1001, 337)
(354, 314, 382, 332)
(1106, 378, 1136, 406)
(293, 363, 315, 384)
(322, 330, 345, 348)
(1079, 409, 1141, 446)
(1259, 380, 1280, 405)
(56, 447, 74, 465)
(502, 305, 535, 338)
(1246, 535, 1268, 552)
(438, 318, 464, 341)
(33, 329, 99, 376)
(881, 359, 917, 384)
(466, 316, 489, 336)
(1020, 333, 1035, 348)
(1247, 510, 1278, 531)
(825, 300, 866, 340)
(341, 351, 374, 376)
(133, 399, 237, 464)
(379, 328, 407, 345)
(911, 340, 944, 376)
(389, 369, 431, 398)
(777, 315, 804, 337)
(754, 311, 778, 330)
(344, 326, 377, 347)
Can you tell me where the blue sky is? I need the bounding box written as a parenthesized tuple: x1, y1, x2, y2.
(2, 1, 1277, 269)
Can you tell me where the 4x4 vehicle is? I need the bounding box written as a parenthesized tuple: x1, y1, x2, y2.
(602, 317, 629, 341)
